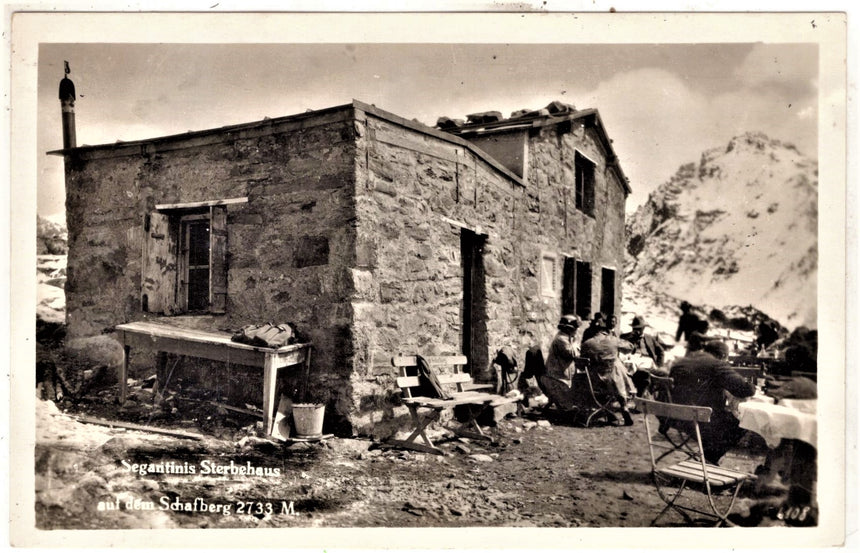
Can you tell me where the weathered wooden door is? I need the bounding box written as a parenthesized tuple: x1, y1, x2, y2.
(141, 212, 177, 314)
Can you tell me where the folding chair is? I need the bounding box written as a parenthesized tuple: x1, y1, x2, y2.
(634, 397, 757, 526)
(572, 357, 618, 427)
(649, 374, 675, 402)
(646, 375, 695, 455)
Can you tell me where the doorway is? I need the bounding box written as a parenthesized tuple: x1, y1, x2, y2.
(460, 229, 488, 378)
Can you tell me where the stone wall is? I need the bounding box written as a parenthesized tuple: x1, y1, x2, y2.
(523, 124, 627, 339)
(347, 110, 528, 437)
(64, 109, 359, 431)
(343, 109, 626, 438)
(63, 103, 626, 438)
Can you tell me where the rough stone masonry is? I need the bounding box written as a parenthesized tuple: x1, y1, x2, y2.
(55, 100, 628, 437)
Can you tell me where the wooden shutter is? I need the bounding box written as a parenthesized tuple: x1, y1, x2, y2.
(209, 205, 228, 313)
(141, 212, 177, 314)
(584, 164, 596, 215)
(562, 257, 577, 315)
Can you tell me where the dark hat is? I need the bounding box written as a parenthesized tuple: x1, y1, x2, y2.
(558, 314, 580, 330)
(680, 300, 692, 311)
(631, 316, 647, 330)
(592, 312, 606, 323)
(703, 339, 729, 359)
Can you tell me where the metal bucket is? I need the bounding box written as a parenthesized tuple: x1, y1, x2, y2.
(292, 403, 325, 438)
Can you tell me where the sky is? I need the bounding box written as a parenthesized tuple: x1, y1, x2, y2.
(37, 41, 819, 219)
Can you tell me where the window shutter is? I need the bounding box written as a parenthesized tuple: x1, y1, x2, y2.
(585, 168, 596, 215)
(141, 212, 177, 314)
(209, 205, 228, 313)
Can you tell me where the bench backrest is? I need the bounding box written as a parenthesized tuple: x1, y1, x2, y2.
(392, 355, 470, 398)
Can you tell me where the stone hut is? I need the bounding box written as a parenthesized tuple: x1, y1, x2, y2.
(51, 99, 629, 437)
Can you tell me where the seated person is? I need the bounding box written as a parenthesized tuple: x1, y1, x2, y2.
(669, 340, 755, 465)
(581, 313, 606, 345)
(518, 345, 550, 407)
(686, 318, 715, 355)
(606, 314, 619, 337)
(581, 327, 636, 426)
(619, 315, 668, 396)
(539, 315, 582, 411)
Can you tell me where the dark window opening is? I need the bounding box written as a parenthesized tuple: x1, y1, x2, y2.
(575, 151, 596, 216)
(600, 267, 616, 318)
(562, 257, 592, 321)
(184, 219, 211, 311)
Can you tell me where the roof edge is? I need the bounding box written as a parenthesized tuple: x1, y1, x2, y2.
(449, 108, 631, 195)
(351, 100, 525, 188)
(47, 102, 357, 157)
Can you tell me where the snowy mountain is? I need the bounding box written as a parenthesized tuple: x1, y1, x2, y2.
(37, 214, 68, 255)
(37, 215, 68, 324)
(624, 132, 817, 330)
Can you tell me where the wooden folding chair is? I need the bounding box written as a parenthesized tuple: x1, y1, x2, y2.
(634, 397, 757, 527)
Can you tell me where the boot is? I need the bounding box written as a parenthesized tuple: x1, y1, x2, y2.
(621, 410, 634, 426)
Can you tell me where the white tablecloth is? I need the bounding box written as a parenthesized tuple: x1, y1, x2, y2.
(737, 399, 817, 448)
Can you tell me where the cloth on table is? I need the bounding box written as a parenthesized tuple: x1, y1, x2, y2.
(737, 400, 817, 448)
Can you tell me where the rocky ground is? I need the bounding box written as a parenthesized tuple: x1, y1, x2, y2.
(33, 253, 800, 530)
(35, 391, 791, 530)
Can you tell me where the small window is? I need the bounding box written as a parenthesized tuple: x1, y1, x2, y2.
(575, 151, 596, 216)
(142, 204, 228, 315)
(181, 214, 211, 312)
(540, 252, 558, 298)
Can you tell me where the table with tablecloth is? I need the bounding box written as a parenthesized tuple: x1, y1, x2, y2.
(736, 397, 817, 448)
(736, 396, 817, 517)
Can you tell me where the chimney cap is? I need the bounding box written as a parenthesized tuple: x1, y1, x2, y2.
(59, 62, 76, 102)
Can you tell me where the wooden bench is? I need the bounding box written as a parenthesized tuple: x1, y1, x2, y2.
(388, 354, 519, 455)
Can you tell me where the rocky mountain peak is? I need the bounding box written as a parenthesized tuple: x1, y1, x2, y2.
(625, 132, 817, 329)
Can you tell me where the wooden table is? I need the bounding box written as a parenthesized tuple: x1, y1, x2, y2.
(115, 321, 312, 436)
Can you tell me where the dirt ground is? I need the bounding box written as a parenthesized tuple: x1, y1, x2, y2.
(33, 388, 797, 530)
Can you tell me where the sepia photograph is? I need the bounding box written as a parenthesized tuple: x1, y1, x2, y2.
(8, 6, 850, 549)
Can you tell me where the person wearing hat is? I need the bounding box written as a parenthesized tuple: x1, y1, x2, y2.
(537, 314, 583, 411)
(668, 339, 755, 465)
(580, 312, 606, 345)
(620, 315, 666, 397)
(545, 314, 582, 382)
(580, 324, 637, 425)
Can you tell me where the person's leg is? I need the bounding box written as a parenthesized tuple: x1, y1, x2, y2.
(631, 370, 651, 397)
(700, 417, 745, 464)
(537, 375, 577, 411)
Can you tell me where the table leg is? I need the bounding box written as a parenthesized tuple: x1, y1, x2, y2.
(119, 345, 130, 404)
(263, 354, 277, 436)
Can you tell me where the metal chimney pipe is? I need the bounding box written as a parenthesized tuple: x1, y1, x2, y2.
(59, 61, 76, 149)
